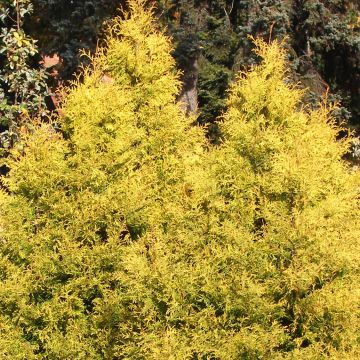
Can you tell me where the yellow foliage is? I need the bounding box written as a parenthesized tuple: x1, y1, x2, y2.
(0, 1, 359, 358)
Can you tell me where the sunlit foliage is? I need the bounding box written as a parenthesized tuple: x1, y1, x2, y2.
(0, 1, 359, 358)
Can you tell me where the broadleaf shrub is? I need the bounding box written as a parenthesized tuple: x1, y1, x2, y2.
(0, 1, 359, 358)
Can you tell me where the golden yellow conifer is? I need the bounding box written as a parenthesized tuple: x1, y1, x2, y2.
(0, 2, 359, 359)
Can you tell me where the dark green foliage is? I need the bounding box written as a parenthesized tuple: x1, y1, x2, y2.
(0, 0, 122, 155)
(0, 0, 49, 153)
(291, 0, 359, 125)
(160, 0, 360, 132)
(29, 0, 121, 78)
(1, 0, 358, 148)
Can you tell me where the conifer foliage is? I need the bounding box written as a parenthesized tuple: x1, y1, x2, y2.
(0, 1, 359, 358)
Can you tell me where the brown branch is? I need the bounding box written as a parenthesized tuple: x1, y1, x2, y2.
(16, 0, 20, 31)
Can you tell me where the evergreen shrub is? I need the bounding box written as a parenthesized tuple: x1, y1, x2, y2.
(0, 1, 359, 358)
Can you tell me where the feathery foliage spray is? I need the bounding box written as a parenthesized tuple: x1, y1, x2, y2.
(0, 1, 359, 358)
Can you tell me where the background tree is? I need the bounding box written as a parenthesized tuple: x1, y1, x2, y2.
(0, 0, 49, 154)
(158, 0, 359, 140)
(1, 1, 358, 149)
(28, 0, 121, 79)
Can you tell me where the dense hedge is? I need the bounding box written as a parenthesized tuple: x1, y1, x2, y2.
(0, 1, 359, 358)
